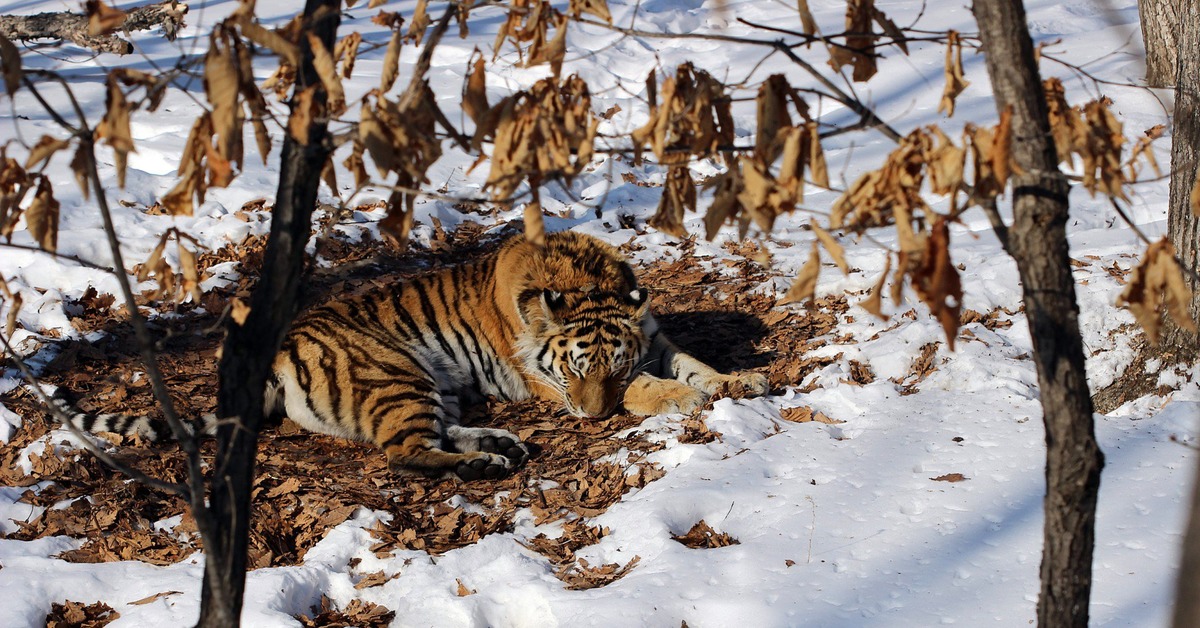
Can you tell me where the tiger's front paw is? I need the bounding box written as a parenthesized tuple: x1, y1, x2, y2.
(454, 452, 515, 481)
(623, 376, 708, 417)
(703, 371, 769, 398)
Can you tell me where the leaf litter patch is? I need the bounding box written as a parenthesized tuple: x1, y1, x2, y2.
(1, 225, 846, 594)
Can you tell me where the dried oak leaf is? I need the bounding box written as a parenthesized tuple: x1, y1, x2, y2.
(1115, 238, 1197, 343)
(672, 520, 739, 548)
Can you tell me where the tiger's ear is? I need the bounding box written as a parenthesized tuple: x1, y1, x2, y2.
(626, 287, 647, 307)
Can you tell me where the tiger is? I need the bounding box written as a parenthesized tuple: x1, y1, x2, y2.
(51, 231, 769, 481)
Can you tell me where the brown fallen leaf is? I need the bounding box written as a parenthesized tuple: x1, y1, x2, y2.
(931, 473, 968, 483)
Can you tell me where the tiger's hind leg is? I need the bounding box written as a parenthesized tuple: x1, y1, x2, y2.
(372, 388, 526, 481)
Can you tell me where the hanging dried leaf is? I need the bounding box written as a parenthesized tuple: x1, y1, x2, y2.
(3, 287, 21, 338)
(0, 34, 20, 96)
(924, 126, 965, 199)
(861, 252, 892, 320)
(938, 30, 969, 117)
(524, 201, 546, 246)
(796, 0, 818, 37)
(96, 74, 134, 188)
(1124, 123, 1164, 183)
(238, 19, 301, 67)
(1079, 98, 1127, 200)
(204, 28, 244, 171)
(177, 241, 202, 303)
(407, 0, 432, 45)
(24, 136, 72, 170)
(526, 11, 568, 78)
(336, 32, 362, 79)
(570, 0, 612, 23)
(1116, 238, 1197, 343)
(806, 121, 829, 188)
(704, 167, 743, 240)
(26, 177, 59, 252)
(649, 165, 694, 238)
(463, 50, 489, 124)
(343, 138, 369, 188)
(380, 188, 415, 250)
(380, 30, 402, 93)
(872, 6, 907, 54)
(811, 221, 848, 274)
(86, 0, 127, 37)
(828, 0, 878, 82)
(306, 32, 346, 116)
(288, 85, 320, 145)
(992, 106, 1013, 189)
(755, 75, 793, 162)
(70, 143, 90, 200)
(909, 217, 962, 349)
(780, 243, 820, 306)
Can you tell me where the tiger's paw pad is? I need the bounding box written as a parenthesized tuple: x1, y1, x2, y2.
(454, 453, 511, 482)
(478, 434, 530, 465)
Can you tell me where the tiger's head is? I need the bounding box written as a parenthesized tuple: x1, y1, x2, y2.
(517, 285, 652, 418)
(507, 232, 653, 418)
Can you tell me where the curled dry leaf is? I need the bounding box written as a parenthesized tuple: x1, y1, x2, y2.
(380, 188, 415, 250)
(810, 221, 847, 275)
(1115, 238, 1197, 344)
(828, 0, 878, 82)
(779, 243, 820, 306)
(463, 50, 489, 125)
(649, 165, 695, 238)
(755, 75, 793, 162)
(335, 32, 362, 80)
(1079, 99, 1127, 200)
(1043, 77, 1084, 167)
(177, 241, 202, 303)
(26, 177, 59, 252)
(796, 0, 818, 37)
(380, 30, 402, 93)
(909, 217, 962, 349)
(0, 34, 21, 96)
(1, 276, 21, 338)
(1125, 124, 1164, 182)
(937, 30, 969, 117)
(230, 297, 251, 326)
(96, 73, 135, 188)
(570, 0, 612, 23)
(86, 0, 127, 37)
(306, 32, 346, 116)
(704, 167, 744, 240)
(204, 28, 244, 172)
(408, 0, 432, 46)
(238, 19, 300, 68)
(860, 252, 892, 320)
(24, 136, 72, 171)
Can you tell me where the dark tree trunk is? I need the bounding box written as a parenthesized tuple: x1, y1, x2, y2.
(1137, 0, 1181, 88)
(1168, 4, 1200, 627)
(971, 1, 1105, 627)
(195, 1, 340, 625)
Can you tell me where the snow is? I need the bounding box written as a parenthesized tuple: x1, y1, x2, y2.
(0, 0, 1195, 626)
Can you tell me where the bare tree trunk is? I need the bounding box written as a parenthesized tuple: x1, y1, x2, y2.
(1168, 4, 1200, 627)
(195, 1, 340, 625)
(1137, 0, 1181, 88)
(971, 1, 1105, 626)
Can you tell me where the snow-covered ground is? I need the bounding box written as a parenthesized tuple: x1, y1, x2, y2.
(1, 0, 1196, 626)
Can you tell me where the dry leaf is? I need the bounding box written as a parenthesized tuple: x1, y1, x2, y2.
(938, 31, 969, 117)
(86, 0, 127, 37)
(780, 406, 844, 424)
(128, 591, 183, 606)
(24, 136, 72, 170)
(380, 30, 402, 93)
(910, 217, 962, 349)
(408, 0, 432, 45)
(861, 252, 892, 320)
(810, 221, 847, 274)
(26, 177, 59, 252)
(780, 243, 820, 306)
(796, 0, 817, 37)
(230, 297, 251, 325)
(1116, 238, 1197, 343)
(931, 473, 968, 482)
(306, 32, 346, 116)
(0, 34, 19, 96)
